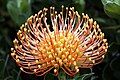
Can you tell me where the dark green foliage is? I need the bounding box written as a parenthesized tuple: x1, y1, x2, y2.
(0, 0, 120, 80)
(7, 0, 32, 25)
(101, 0, 120, 19)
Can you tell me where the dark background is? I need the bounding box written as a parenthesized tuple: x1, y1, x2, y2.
(0, 0, 120, 80)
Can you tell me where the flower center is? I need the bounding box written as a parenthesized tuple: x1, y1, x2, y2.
(38, 30, 83, 69)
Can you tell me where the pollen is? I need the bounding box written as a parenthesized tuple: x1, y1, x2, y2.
(11, 6, 108, 76)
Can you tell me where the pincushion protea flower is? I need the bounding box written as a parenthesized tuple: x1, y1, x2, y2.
(11, 6, 108, 76)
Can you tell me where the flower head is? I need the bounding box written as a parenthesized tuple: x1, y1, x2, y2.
(11, 6, 108, 76)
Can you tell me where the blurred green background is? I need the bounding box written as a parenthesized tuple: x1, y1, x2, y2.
(0, 0, 120, 80)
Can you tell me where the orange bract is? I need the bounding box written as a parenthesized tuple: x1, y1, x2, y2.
(11, 6, 108, 76)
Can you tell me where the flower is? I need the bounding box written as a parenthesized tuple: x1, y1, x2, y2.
(11, 6, 108, 76)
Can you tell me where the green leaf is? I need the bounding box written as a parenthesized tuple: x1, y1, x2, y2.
(73, 0, 85, 13)
(74, 73, 94, 80)
(7, 0, 31, 25)
(113, 71, 120, 80)
(104, 40, 120, 62)
(102, 64, 114, 80)
(110, 57, 120, 72)
(7, 0, 19, 24)
(4, 76, 14, 80)
(101, 0, 107, 5)
(45, 73, 55, 80)
(95, 17, 117, 26)
(102, 25, 120, 34)
(90, 76, 98, 80)
(103, 57, 120, 80)
(104, 3, 120, 18)
(0, 16, 5, 22)
(116, 29, 120, 44)
(101, 0, 120, 5)
(58, 70, 66, 80)
(101, 0, 120, 19)
(17, 0, 31, 13)
(0, 59, 5, 79)
(11, 69, 22, 80)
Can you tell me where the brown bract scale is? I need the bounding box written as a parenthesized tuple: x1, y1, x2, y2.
(11, 6, 108, 76)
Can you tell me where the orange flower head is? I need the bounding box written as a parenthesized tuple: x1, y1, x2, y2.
(11, 6, 108, 76)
